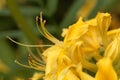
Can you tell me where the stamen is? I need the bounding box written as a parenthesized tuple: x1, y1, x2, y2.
(28, 55, 45, 71)
(28, 54, 45, 67)
(7, 36, 53, 47)
(15, 60, 32, 69)
(36, 48, 44, 60)
(36, 12, 61, 44)
(36, 16, 45, 37)
(15, 59, 45, 71)
(27, 48, 45, 65)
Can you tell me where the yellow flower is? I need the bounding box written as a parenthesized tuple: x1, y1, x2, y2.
(9, 12, 120, 80)
(41, 12, 119, 80)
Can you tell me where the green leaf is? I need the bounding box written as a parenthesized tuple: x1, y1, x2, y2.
(44, 0, 58, 17)
(60, 0, 85, 28)
(0, 7, 40, 16)
(87, 0, 104, 19)
(7, 0, 39, 44)
(0, 39, 15, 66)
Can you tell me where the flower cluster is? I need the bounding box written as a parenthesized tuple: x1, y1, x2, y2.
(10, 12, 120, 80)
(32, 12, 120, 80)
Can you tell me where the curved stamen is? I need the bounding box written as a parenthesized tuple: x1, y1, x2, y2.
(7, 36, 53, 47)
(28, 55, 45, 71)
(36, 12, 60, 44)
(27, 47, 45, 65)
(15, 60, 32, 69)
(15, 59, 45, 71)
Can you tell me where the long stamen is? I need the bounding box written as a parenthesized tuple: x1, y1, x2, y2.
(36, 12, 60, 44)
(15, 58, 45, 71)
(7, 36, 53, 47)
(40, 12, 57, 40)
(27, 48, 45, 65)
(15, 60, 32, 69)
(28, 54, 45, 67)
(36, 16, 45, 37)
(36, 16, 54, 42)
(28, 55, 45, 71)
(36, 48, 44, 60)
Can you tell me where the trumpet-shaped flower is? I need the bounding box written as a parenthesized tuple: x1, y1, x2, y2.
(9, 12, 120, 80)
(41, 12, 119, 80)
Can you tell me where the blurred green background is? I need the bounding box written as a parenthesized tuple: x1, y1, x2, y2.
(0, 0, 120, 80)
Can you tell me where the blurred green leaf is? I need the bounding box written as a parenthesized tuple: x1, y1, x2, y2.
(87, 0, 117, 19)
(0, 7, 40, 16)
(0, 39, 14, 66)
(45, 0, 58, 17)
(60, 0, 85, 28)
(7, 0, 39, 44)
(102, 0, 117, 11)
(0, 30, 23, 39)
(87, 0, 103, 19)
(0, 0, 120, 79)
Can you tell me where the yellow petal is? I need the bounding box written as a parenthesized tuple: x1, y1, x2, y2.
(70, 40, 97, 72)
(107, 28, 120, 42)
(30, 72, 44, 80)
(61, 28, 68, 37)
(76, 63, 95, 80)
(57, 52, 71, 72)
(105, 33, 120, 62)
(70, 41, 83, 64)
(95, 57, 117, 80)
(57, 65, 79, 80)
(62, 69, 79, 80)
(43, 45, 64, 76)
(80, 25, 101, 52)
(96, 12, 111, 35)
(64, 17, 88, 43)
(96, 13, 111, 47)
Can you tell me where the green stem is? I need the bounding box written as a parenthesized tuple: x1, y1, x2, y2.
(7, 0, 39, 44)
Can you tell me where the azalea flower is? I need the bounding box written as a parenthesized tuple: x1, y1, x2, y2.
(8, 12, 120, 80)
(40, 12, 120, 80)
